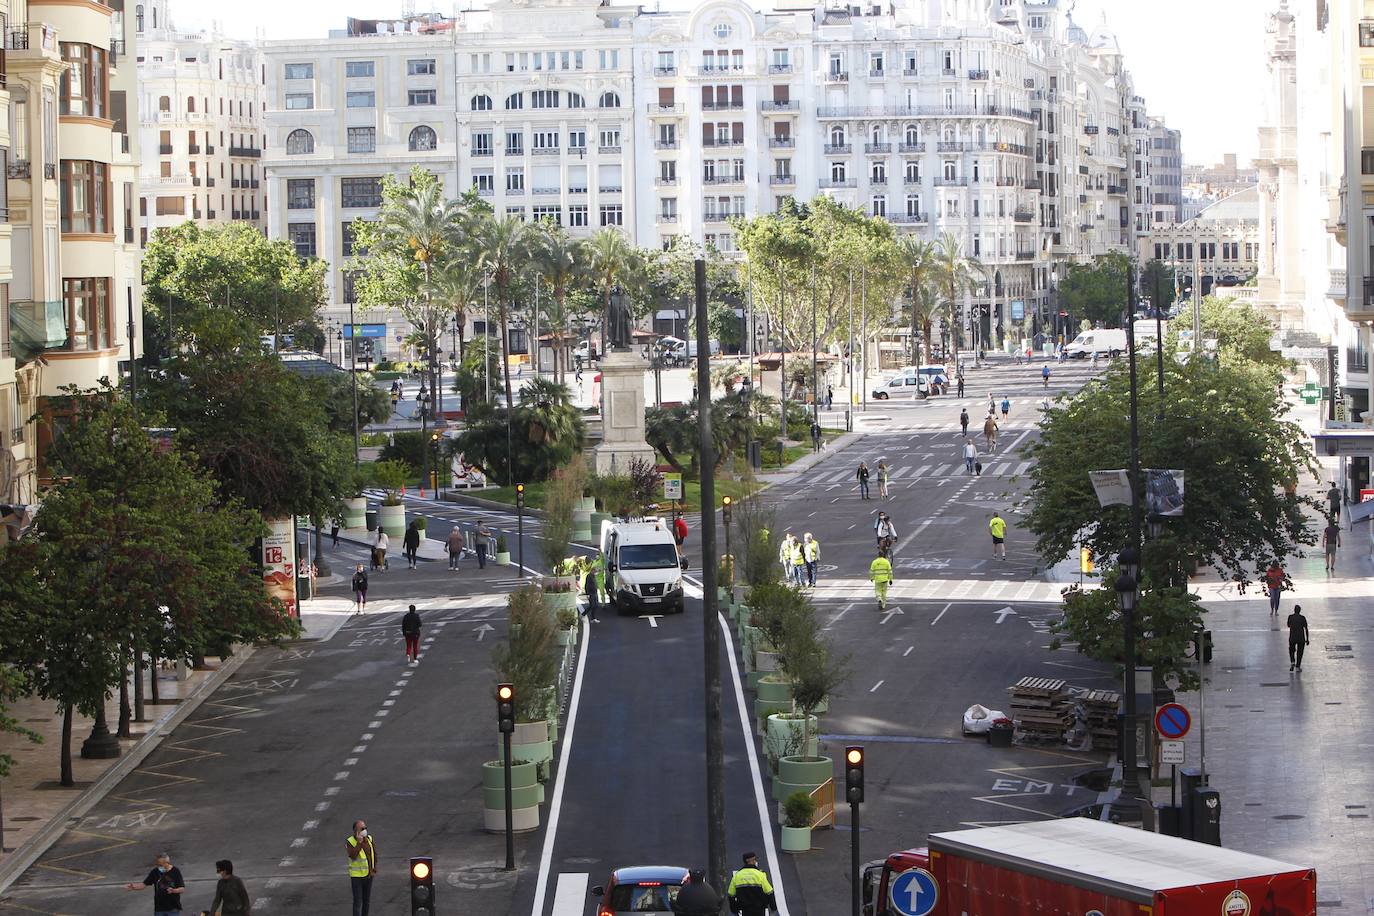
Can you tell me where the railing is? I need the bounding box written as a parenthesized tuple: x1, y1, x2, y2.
(968, 69, 988, 80)
(654, 177, 677, 187)
(1015, 251, 1036, 261)
(1106, 126, 1120, 135)
(529, 188, 559, 196)
(532, 147, 561, 156)
(768, 63, 793, 74)
(1014, 209, 1035, 222)
(702, 101, 744, 111)
(475, 187, 494, 197)
(597, 145, 622, 154)
(5, 26, 27, 50)
(192, 176, 201, 186)
(7, 160, 28, 179)
(505, 147, 523, 157)
(657, 213, 678, 223)
(193, 209, 202, 219)
(10, 426, 23, 444)
(888, 213, 928, 224)
(471, 148, 493, 157)
(899, 142, 925, 152)
(1366, 277, 1374, 310)
(768, 137, 795, 149)
(1024, 78, 1036, 88)
(817, 104, 1032, 120)
(1078, 193, 1088, 202)
(206, 144, 216, 154)
(229, 147, 261, 157)
(231, 178, 242, 188)
(646, 103, 684, 115)
(208, 209, 216, 218)
(761, 100, 799, 111)
(865, 142, 892, 154)
(654, 140, 679, 151)
(1328, 268, 1347, 298)
(808, 778, 835, 829)
(933, 177, 968, 186)
(941, 68, 956, 76)
(702, 211, 744, 222)
(158, 143, 173, 154)
(995, 177, 1017, 187)
(567, 146, 586, 155)
(868, 69, 886, 78)
(902, 68, 918, 76)
(1084, 125, 1099, 135)
(823, 144, 852, 154)
(43, 163, 55, 179)
(769, 174, 795, 185)
(703, 138, 744, 148)
(188, 144, 201, 154)
(1107, 184, 1126, 195)
(124, 225, 133, 243)
(869, 176, 887, 185)
(653, 66, 676, 76)
(703, 175, 743, 185)
(598, 186, 622, 193)
(1024, 178, 1043, 190)
(903, 176, 922, 186)
(1078, 165, 1089, 175)
(251, 180, 260, 189)
(109, 38, 125, 67)
(231, 210, 242, 219)
(818, 178, 857, 189)
(825, 71, 848, 83)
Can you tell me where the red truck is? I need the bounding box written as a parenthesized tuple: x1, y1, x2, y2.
(862, 818, 1316, 916)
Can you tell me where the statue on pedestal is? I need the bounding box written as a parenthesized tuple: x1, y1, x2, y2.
(608, 287, 632, 350)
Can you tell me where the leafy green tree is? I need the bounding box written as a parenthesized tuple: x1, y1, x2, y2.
(1141, 259, 1177, 314)
(896, 236, 939, 365)
(707, 300, 744, 350)
(932, 232, 985, 353)
(317, 371, 390, 433)
(530, 224, 586, 382)
(141, 222, 328, 359)
(583, 227, 639, 343)
(454, 336, 503, 409)
(1192, 296, 1287, 370)
(1059, 251, 1131, 329)
(452, 380, 582, 485)
(474, 214, 534, 410)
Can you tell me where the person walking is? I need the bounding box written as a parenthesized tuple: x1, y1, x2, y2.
(1042, 364, 1051, 388)
(876, 461, 891, 500)
(673, 867, 723, 915)
(959, 408, 969, 438)
(373, 527, 389, 572)
(673, 513, 689, 547)
(445, 526, 466, 571)
(1327, 482, 1342, 521)
(351, 565, 369, 614)
(778, 533, 797, 584)
(1264, 561, 1285, 616)
(803, 533, 821, 587)
(856, 462, 871, 500)
(825, 385, 834, 410)
(727, 852, 777, 916)
(987, 393, 995, 416)
(401, 604, 422, 665)
(963, 439, 978, 475)
(124, 852, 185, 914)
(869, 552, 894, 611)
(345, 819, 377, 916)
(810, 420, 822, 453)
(1324, 517, 1342, 573)
(956, 374, 965, 398)
(475, 520, 493, 569)
(789, 536, 807, 588)
(983, 415, 999, 453)
(989, 512, 1007, 560)
(874, 512, 898, 557)
(1000, 396, 1010, 420)
(331, 516, 341, 547)
(207, 859, 251, 916)
(580, 559, 601, 623)
(1287, 604, 1310, 671)
(403, 520, 421, 570)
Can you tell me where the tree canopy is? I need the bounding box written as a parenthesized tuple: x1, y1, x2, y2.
(1058, 251, 1132, 329)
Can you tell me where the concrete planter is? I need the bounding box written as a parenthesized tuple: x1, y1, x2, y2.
(773, 755, 833, 805)
(590, 511, 612, 534)
(780, 826, 812, 853)
(343, 496, 367, 529)
(376, 503, 407, 538)
(481, 760, 543, 833)
(755, 675, 793, 703)
(555, 626, 578, 647)
(541, 589, 578, 615)
(754, 649, 780, 673)
(495, 551, 512, 566)
(499, 720, 553, 773)
(734, 604, 752, 627)
(754, 698, 792, 735)
(766, 714, 819, 766)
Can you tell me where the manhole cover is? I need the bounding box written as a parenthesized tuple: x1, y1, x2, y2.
(1272, 814, 1304, 820)
(564, 856, 599, 866)
(1327, 644, 1353, 652)
(446, 862, 520, 890)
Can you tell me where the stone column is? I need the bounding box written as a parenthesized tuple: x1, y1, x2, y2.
(593, 348, 656, 475)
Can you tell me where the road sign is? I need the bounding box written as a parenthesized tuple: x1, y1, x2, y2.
(663, 473, 683, 501)
(343, 323, 387, 339)
(889, 868, 939, 916)
(1155, 702, 1191, 740)
(1160, 740, 1185, 765)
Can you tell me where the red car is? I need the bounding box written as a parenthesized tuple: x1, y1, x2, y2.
(590, 865, 688, 915)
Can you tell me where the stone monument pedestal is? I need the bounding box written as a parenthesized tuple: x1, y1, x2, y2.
(593, 348, 657, 475)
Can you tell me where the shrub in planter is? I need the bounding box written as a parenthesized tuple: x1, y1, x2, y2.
(493, 585, 558, 722)
(369, 459, 410, 507)
(542, 455, 587, 570)
(781, 790, 816, 852)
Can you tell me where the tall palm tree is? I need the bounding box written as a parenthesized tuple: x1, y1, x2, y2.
(431, 257, 484, 394)
(933, 232, 985, 357)
(530, 224, 583, 384)
(896, 235, 939, 367)
(584, 228, 637, 354)
(474, 214, 532, 410)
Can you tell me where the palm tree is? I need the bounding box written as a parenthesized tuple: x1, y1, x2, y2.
(530, 224, 583, 384)
(933, 232, 985, 358)
(431, 257, 484, 396)
(584, 228, 637, 353)
(474, 214, 532, 411)
(896, 236, 939, 367)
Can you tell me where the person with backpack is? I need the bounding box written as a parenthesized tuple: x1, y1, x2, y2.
(874, 512, 898, 556)
(959, 408, 969, 438)
(403, 520, 421, 570)
(856, 462, 871, 500)
(401, 604, 422, 665)
(351, 565, 369, 614)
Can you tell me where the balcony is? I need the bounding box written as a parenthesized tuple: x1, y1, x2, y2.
(1078, 193, 1088, 203)
(768, 137, 795, 149)
(1328, 268, 1347, 299)
(10, 427, 23, 445)
(818, 178, 857, 189)
(206, 144, 216, 154)
(231, 179, 243, 188)
(597, 145, 622, 154)
(903, 176, 922, 186)
(703, 175, 744, 185)
(968, 69, 988, 80)
(868, 69, 886, 79)
(824, 71, 848, 83)
(933, 177, 969, 186)
(532, 147, 561, 156)
(769, 174, 795, 185)
(995, 177, 1017, 187)
(6, 160, 28, 179)
(231, 210, 242, 219)
(192, 176, 202, 186)
(1015, 251, 1036, 261)
(188, 144, 201, 154)
(888, 213, 928, 224)
(475, 187, 493, 197)
(1078, 165, 1089, 175)
(654, 66, 677, 76)
(251, 180, 260, 189)
(471, 148, 493, 157)
(768, 63, 793, 74)
(193, 209, 203, 219)
(568, 147, 586, 155)
(702, 211, 744, 223)
(865, 142, 892, 154)
(532, 187, 561, 195)
(941, 68, 956, 76)
(654, 140, 679, 152)
(702, 100, 744, 111)
(657, 213, 678, 223)
(654, 177, 677, 187)
(229, 147, 261, 158)
(505, 147, 524, 157)
(208, 210, 216, 218)
(158, 144, 173, 155)
(1107, 184, 1126, 195)
(1013, 208, 1035, 222)
(761, 100, 799, 112)
(816, 104, 1032, 121)
(1024, 78, 1035, 88)
(1024, 178, 1043, 190)
(1106, 126, 1120, 136)
(704, 139, 745, 148)
(899, 142, 926, 153)
(823, 144, 852, 155)
(598, 185, 622, 194)
(1084, 125, 1099, 135)
(869, 176, 887, 185)
(1079, 223, 1093, 232)
(902, 68, 918, 77)
(1366, 277, 1374, 311)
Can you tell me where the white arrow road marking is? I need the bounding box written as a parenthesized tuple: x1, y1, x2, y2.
(551, 873, 590, 916)
(880, 606, 904, 625)
(930, 602, 952, 626)
(870, 680, 885, 693)
(994, 606, 1019, 624)
(640, 615, 663, 628)
(474, 623, 495, 640)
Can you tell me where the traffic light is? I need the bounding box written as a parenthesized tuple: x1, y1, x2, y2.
(409, 856, 434, 915)
(721, 495, 732, 524)
(1080, 546, 1094, 574)
(844, 745, 865, 804)
(497, 683, 515, 734)
(515, 483, 525, 509)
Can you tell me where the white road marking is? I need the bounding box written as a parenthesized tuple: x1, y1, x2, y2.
(994, 606, 1019, 624)
(870, 680, 885, 693)
(879, 606, 905, 625)
(903, 646, 914, 657)
(640, 614, 662, 628)
(931, 603, 952, 626)
(290, 838, 308, 848)
(551, 873, 590, 916)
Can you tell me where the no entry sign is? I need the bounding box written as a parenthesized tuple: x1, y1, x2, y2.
(1154, 702, 1191, 740)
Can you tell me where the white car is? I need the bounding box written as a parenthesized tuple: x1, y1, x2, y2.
(872, 374, 929, 399)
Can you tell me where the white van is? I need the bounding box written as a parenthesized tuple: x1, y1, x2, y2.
(599, 518, 688, 614)
(1064, 329, 1128, 359)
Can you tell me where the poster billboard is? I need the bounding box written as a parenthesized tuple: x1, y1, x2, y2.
(262, 517, 299, 619)
(1090, 470, 1131, 507)
(1143, 469, 1185, 517)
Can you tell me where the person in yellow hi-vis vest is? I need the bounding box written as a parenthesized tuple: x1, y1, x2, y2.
(869, 552, 894, 610)
(802, 533, 821, 588)
(345, 819, 377, 916)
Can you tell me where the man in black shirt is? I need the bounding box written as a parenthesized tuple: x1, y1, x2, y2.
(1288, 604, 1310, 672)
(124, 852, 185, 914)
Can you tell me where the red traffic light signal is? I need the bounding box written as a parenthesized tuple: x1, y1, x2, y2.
(410, 856, 434, 915)
(844, 745, 865, 805)
(497, 683, 515, 733)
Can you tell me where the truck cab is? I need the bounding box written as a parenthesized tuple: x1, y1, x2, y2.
(599, 518, 689, 614)
(861, 849, 932, 916)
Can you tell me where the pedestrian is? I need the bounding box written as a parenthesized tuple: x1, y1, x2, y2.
(803, 533, 821, 587)
(401, 604, 422, 665)
(351, 564, 369, 614)
(403, 520, 421, 570)
(825, 385, 834, 410)
(810, 420, 822, 453)
(1091, 351, 1099, 370)
(873, 512, 898, 556)
(789, 536, 807, 586)
(778, 533, 796, 584)
(445, 526, 466, 571)
(1264, 560, 1285, 616)
(345, 819, 377, 916)
(673, 867, 723, 916)
(124, 852, 186, 914)
(207, 859, 251, 916)
(959, 408, 969, 438)
(727, 852, 777, 916)
(1324, 517, 1341, 573)
(331, 516, 341, 547)
(1042, 364, 1051, 387)
(373, 527, 389, 571)
(1000, 396, 1010, 419)
(876, 461, 890, 500)
(673, 513, 689, 546)
(390, 387, 399, 409)
(396, 381, 404, 400)
(963, 439, 977, 475)
(956, 374, 965, 398)
(575, 362, 583, 383)
(869, 550, 894, 611)
(983, 415, 998, 452)
(856, 462, 870, 500)
(475, 520, 493, 569)
(987, 393, 995, 416)
(1287, 604, 1310, 671)
(1326, 481, 1342, 520)
(581, 559, 601, 622)
(989, 511, 1006, 560)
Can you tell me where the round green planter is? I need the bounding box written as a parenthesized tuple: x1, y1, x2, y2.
(754, 649, 780, 673)
(755, 675, 792, 703)
(495, 551, 512, 565)
(555, 627, 577, 647)
(481, 759, 537, 790)
(376, 503, 407, 539)
(754, 698, 792, 733)
(746, 670, 766, 691)
(342, 496, 367, 529)
(590, 511, 611, 533)
(765, 714, 819, 764)
(780, 826, 812, 853)
(542, 589, 578, 614)
(772, 755, 833, 803)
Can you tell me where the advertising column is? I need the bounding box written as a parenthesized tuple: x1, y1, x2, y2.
(262, 518, 299, 619)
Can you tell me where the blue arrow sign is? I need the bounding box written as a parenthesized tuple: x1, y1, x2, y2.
(889, 868, 939, 916)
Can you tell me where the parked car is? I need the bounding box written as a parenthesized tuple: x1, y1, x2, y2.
(1063, 328, 1127, 358)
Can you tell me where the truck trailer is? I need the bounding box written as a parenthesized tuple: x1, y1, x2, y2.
(862, 818, 1315, 916)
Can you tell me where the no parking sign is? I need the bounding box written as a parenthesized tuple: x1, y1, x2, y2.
(889, 868, 939, 916)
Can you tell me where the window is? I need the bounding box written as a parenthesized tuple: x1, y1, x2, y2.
(60, 160, 110, 234)
(905, 194, 921, 217)
(904, 50, 917, 73)
(287, 222, 316, 258)
(869, 51, 884, 75)
(347, 127, 376, 153)
(409, 89, 437, 106)
(61, 278, 112, 351)
(598, 91, 621, 108)
(473, 172, 495, 193)
(905, 161, 919, 182)
(599, 204, 623, 226)
(158, 95, 170, 112)
(473, 131, 493, 155)
(506, 131, 525, 155)
(408, 58, 436, 75)
(569, 204, 589, 227)
(346, 91, 375, 108)
(533, 130, 559, 151)
(871, 162, 886, 183)
(506, 206, 526, 221)
(505, 92, 524, 110)
(507, 167, 524, 192)
(830, 126, 846, 146)
(340, 176, 382, 208)
(567, 92, 585, 109)
(531, 90, 559, 109)
(532, 205, 561, 225)
(285, 129, 314, 154)
(409, 125, 437, 151)
(59, 44, 108, 118)
(284, 63, 314, 80)
(598, 49, 619, 69)
(345, 61, 375, 78)
(599, 129, 621, 150)
(568, 130, 586, 150)
(831, 162, 847, 182)
(905, 125, 919, 145)
(287, 178, 315, 209)
(154, 196, 183, 215)
(713, 22, 733, 39)
(871, 196, 886, 217)
(285, 93, 313, 110)
(472, 94, 493, 111)
(943, 161, 956, 180)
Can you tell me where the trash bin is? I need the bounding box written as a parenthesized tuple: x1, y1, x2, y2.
(1155, 803, 1184, 837)
(747, 440, 762, 470)
(366, 509, 378, 531)
(988, 723, 1013, 747)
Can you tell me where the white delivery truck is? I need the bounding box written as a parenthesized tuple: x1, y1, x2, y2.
(1063, 328, 1128, 358)
(599, 517, 689, 614)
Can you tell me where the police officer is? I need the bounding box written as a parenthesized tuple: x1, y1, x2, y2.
(802, 533, 821, 588)
(727, 852, 776, 916)
(673, 867, 723, 915)
(869, 551, 894, 611)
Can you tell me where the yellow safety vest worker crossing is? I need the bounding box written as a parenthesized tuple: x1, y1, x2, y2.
(347, 835, 374, 878)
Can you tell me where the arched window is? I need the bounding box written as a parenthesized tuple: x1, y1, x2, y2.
(158, 95, 170, 112)
(408, 125, 437, 151)
(187, 97, 196, 112)
(135, 3, 144, 31)
(870, 125, 882, 145)
(830, 126, 846, 146)
(871, 162, 885, 182)
(598, 91, 620, 108)
(504, 92, 523, 110)
(471, 94, 492, 111)
(567, 92, 585, 109)
(904, 125, 918, 145)
(285, 128, 314, 154)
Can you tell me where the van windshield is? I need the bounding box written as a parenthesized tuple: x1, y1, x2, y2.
(618, 543, 679, 570)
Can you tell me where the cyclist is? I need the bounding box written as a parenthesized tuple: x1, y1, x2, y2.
(869, 551, 894, 611)
(873, 512, 898, 557)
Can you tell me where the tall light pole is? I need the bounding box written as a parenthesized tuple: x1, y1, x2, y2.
(349, 304, 359, 467)
(810, 262, 819, 423)
(1118, 261, 1147, 823)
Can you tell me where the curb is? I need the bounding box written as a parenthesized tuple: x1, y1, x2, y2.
(0, 646, 258, 895)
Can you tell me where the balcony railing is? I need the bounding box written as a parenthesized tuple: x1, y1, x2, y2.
(532, 147, 561, 156)
(206, 144, 216, 154)
(818, 178, 857, 188)
(1107, 184, 1126, 195)
(703, 175, 743, 185)
(10, 426, 23, 444)
(188, 144, 201, 154)
(1366, 277, 1374, 310)
(868, 69, 886, 78)
(653, 66, 677, 76)
(823, 144, 852, 155)
(817, 104, 1032, 121)
(941, 68, 956, 76)
(1024, 178, 1043, 190)
(192, 176, 201, 186)
(703, 139, 744, 148)
(902, 68, 918, 77)
(1347, 346, 1369, 373)
(532, 187, 561, 195)
(1079, 165, 1089, 175)
(654, 140, 678, 150)
(1013, 208, 1035, 222)
(657, 213, 678, 223)
(899, 142, 925, 153)
(1015, 251, 1036, 261)
(933, 177, 968, 186)
(598, 186, 622, 193)
(702, 101, 744, 111)
(471, 148, 493, 157)
(7, 160, 28, 179)
(996, 177, 1017, 187)
(1328, 268, 1347, 298)
(231, 210, 242, 219)
(598, 145, 622, 154)
(768, 63, 793, 74)
(251, 180, 260, 189)
(109, 38, 125, 67)
(903, 176, 922, 186)
(869, 176, 887, 185)
(825, 71, 848, 83)
(654, 177, 677, 187)
(761, 100, 799, 112)
(6, 26, 27, 50)
(231, 179, 242, 188)
(768, 137, 795, 149)
(702, 210, 745, 222)
(865, 142, 892, 154)
(1106, 126, 1120, 135)
(207, 209, 216, 218)
(229, 146, 261, 157)
(968, 69, 988, 80)
(888, 213, 928, 224)
(158, 144, 173, 154)
(1084, 125, 1099, 135)
(769, 174, 795, 185)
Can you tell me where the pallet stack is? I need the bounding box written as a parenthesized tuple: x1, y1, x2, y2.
(1079, 689, 1121, 751)
(1007, 677, 1073, 744)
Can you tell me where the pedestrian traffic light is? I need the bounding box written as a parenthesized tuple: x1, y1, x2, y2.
(497, 683, 515, 733)
(844, 745, 865, 804)
(721, 495, 732, 524)
(409, 856, 434, 915)
(515, 483, 525, 509)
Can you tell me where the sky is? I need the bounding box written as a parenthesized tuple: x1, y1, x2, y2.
(189, 0, 1267, 168)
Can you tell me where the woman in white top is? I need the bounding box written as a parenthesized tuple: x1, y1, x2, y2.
(374, 528, 390, 571)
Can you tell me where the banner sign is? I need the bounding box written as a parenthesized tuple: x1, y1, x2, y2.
(343, 323, 387, 339)
(1143, 469, 1185, 517)
(1090, 470, 1131, 507)
(262, 517, 299, 619)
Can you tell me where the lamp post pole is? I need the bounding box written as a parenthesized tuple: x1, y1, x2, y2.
(1119, 261, 1147, 823)
(349, 305, 359, 467)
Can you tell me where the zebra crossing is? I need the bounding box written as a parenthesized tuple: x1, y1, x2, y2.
(808, 577, 1067, 604)
(809, 459, 1034, 484)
